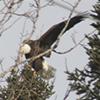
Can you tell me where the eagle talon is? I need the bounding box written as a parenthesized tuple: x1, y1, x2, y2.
(32, 70, 37, 77)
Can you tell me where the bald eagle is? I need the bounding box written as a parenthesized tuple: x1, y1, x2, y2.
(20, 15, 85, 72)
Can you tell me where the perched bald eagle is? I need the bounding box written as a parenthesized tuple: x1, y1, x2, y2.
(20, 15, 85, 73)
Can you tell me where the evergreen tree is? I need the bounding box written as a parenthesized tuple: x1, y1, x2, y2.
(67, 0, 100, 99)
(0, 65, 55, 100)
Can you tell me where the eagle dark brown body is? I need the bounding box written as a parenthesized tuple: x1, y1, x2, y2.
(21, 15, 85, 72)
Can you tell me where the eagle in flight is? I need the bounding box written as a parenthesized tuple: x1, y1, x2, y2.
(20, 15, 85, 73)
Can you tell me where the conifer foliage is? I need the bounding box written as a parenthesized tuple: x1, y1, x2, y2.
(67, 0, 100, 99)
(0, 66, 54, 100)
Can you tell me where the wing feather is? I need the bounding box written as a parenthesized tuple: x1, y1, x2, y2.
(39, 15, 84, 48)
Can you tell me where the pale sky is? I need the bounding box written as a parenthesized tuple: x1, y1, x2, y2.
(0, 0, 97, 100)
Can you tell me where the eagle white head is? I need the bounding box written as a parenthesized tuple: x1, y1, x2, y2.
(20, 44, 31, 54)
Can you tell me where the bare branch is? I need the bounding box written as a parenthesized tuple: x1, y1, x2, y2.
(52, 0, 84, 14)
(53, 29, 96, 54)
(52, 0, 82, 50)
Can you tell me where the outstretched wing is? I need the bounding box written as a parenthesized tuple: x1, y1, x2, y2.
(39, 15, 85, 48)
